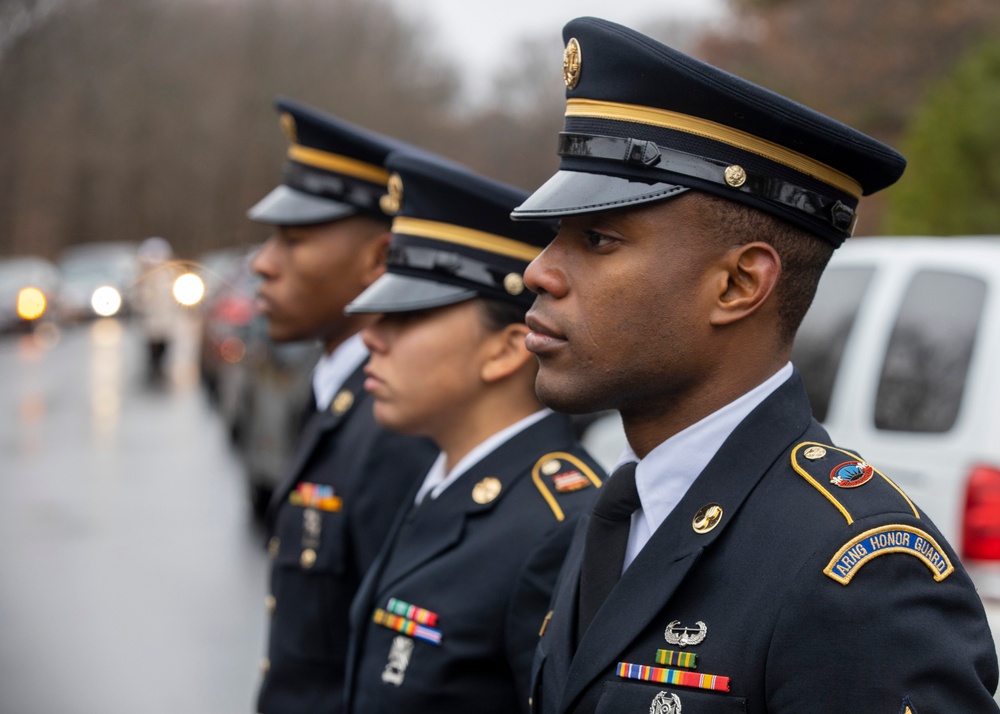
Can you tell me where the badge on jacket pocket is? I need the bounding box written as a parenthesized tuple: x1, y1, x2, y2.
(381, 635, 414, 686)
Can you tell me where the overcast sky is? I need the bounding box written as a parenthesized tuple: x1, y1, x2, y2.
(386, 0, 728, 104)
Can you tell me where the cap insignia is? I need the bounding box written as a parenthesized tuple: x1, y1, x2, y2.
(563, 37, 582, 89)
(279, 112, 298, 143)
(503, 272, 525, 296)
(380, 172, 403, 216)
(724, 164, 747, 188)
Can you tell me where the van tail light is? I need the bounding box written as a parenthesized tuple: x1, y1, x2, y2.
(962, 465, 1000, 561)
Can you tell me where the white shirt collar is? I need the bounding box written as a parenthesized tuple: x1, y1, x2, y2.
(311, 333, 368, 410)
(414, 408, 554, 504)
(621, 362, 793, 569)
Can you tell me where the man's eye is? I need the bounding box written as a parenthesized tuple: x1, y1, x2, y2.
(584, 230, 616, 249)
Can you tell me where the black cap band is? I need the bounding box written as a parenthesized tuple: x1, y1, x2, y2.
(558, 132, 857, 236)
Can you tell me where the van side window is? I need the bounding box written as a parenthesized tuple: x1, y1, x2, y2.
(875, 271, 986, 433)
(792, 267, 875, 422)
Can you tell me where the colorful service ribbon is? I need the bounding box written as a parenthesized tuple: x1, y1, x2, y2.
(288, 483, 342, 512)
(373, 608, 442, 645)
(655, 649, 698, 669)
(552, 470, 591, 492)
(386, 597, 440, 627)
(616, 662, 730, 692)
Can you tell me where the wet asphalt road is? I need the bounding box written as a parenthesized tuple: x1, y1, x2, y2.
(0, 316, 270, 714)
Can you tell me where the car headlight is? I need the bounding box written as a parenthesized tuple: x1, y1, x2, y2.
(17, 287, 47, 320)
(173, 272, 205, 306)
(91, 286, 122, 317)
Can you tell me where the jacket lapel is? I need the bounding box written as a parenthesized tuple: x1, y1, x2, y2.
(265, 362, 368, 523)
(372, 413, 574, 599)
(559, 373, 814, 712)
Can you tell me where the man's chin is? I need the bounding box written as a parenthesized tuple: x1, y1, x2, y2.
(534, 372, 608, 415)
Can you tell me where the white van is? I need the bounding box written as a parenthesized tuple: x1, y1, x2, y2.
(582, 236, 1000, 646)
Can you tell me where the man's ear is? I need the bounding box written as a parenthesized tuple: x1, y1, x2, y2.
(362, 229, 392, 285)
(480, 322, 535, 383)
(709, 241, 781, 326)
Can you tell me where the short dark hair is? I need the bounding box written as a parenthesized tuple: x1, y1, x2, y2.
(693, 192, 833, 345)
(477, 298, 528, 332)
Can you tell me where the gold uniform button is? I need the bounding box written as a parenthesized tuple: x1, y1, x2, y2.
(804, 445, 827, 460)
(503, 272, 525, 296)
(260, 657, 270, 675)
(267, 537, 280, 557)
(300, 548, 317, 569)
(541, 459, 561, 476)
(265, 594, 276, 614)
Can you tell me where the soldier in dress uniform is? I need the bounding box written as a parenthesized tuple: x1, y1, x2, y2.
(341, 151, 606, 714)
(510, 17, 1000, 714)
(247, 96, 438, 714)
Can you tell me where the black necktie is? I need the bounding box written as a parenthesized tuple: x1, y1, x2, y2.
(577, 461, 641, 642)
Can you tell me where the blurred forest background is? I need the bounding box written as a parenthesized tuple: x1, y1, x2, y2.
(2, 0, 1000, 260)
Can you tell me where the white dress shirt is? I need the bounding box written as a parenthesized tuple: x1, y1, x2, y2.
(618, 362, 794, 571)
(413, 409, 554, 505)
(311, 333, 369, 410)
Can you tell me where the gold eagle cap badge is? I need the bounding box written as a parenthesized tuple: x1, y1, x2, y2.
(563, 37, 582, 89)
(279, 112, 298, 143)
(380, 172, 403, 216)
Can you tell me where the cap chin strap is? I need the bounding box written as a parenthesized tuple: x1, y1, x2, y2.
(558, 132, 858, 237)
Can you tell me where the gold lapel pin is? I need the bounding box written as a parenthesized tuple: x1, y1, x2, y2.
(692, 503, 723, 534)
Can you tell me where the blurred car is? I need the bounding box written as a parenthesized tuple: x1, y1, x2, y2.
(0, 255, 61, 333)
(55, 241, 139, 322)
(582, 236, 1000, 597)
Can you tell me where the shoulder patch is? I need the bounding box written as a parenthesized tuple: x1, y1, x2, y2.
(531, 452, 603, 521)
(824, 524, 954, 585)
(790, 442, 919, 524)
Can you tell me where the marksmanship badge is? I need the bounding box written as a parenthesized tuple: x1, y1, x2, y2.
(650, 691, 682, 714)
(381, 635, 414, 686)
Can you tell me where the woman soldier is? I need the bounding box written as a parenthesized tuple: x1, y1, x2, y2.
(342, 152, 605, 714)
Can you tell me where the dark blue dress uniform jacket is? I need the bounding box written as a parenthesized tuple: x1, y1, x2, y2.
(344, 412, 606, 714)
(256, 362, 438, 714)
(531, 373, 999, 714)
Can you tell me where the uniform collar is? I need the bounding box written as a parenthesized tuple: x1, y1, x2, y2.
(311, 333, 368, 410)
(414, 408, 554, 504)
(621, 362, 793, 567)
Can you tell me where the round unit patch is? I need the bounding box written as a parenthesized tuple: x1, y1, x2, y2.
(829, 460, 874, 488)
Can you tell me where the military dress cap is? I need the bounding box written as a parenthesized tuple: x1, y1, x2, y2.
(511, 17, 907, 245)
(346, 152, 555, 313)
(248, 96, 415, 226)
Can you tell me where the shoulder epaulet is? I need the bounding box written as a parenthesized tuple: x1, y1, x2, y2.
(531, 452, 603, 521)
(790, 442, 954, 587)
(790, 441, 919, 525)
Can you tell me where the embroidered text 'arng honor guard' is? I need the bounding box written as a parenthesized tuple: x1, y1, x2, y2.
(248, 97, 438, 714)
(342, 151, 606, 714)
(512, 17, 999, 714)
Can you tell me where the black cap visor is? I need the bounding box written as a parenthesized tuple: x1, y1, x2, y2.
(345, 272, 478, 315)
(511, 169, 689, 219)
(247, 185, 357, 226)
